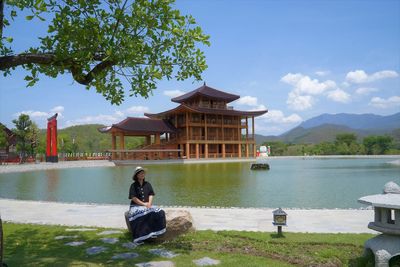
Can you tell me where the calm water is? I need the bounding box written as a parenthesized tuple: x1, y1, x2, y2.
(0, 158, 399, 208)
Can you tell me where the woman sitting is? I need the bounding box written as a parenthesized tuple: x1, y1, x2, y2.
(127, 166, 166, 243)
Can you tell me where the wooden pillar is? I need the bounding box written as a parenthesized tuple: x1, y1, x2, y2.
(205, 114, 208, 141)
(246, 116, 248, 140)
(112, 133, 116, 150)
(237, 116, 241, 141)
(205, 144, 208, 158)
(222, 144, 226, 158)
(246, 144, 249, 157)
(253, 143, 256, 157)
(146, 135, 151, 145)
(186, 112, 189, 141)
(238, 143, 241, 158)
(221, 115, 224, 140)
(186, 143, 190, 159)
(196, 143, 199, 159)
(111, 133, 116, 160)
(155, 133, 160, 145)
(252, 116, 255, 140)
(119, 133, 125, 159)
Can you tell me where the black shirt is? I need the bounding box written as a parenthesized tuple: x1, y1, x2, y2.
(129, 181, 155, 206)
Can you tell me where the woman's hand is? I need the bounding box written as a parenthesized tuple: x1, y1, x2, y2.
(145, 202, 152, 208)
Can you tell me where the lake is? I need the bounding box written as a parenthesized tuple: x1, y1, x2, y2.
(0, 157, 399, 208)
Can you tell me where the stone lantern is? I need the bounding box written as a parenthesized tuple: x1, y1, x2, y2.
(272, 208, 287, 236)
(358, 181, 400, 267)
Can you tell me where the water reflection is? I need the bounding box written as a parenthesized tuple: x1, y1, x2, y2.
(0, 158, 399, 208)
(46, 169, 59, 202)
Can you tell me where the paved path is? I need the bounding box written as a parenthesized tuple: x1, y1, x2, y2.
(0, 199, 376, 234)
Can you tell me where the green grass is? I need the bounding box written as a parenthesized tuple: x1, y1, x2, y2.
(3, 222, 377, 266)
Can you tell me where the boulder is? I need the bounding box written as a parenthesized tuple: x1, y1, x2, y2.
(159, 210, 194, 241)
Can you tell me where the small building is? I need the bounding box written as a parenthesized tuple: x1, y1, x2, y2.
(99, 84, 267, 161)
(0, 123, 17, 162)
(358, 181, 400, 267)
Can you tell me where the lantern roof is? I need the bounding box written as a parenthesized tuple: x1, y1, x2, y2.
(273, 207, 287, 216)
(358, 181, 400, 209)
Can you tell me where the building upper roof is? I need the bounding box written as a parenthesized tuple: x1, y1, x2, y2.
(145, 104, 268, 118)
(98, 117, 177, 134)
(358, 181, 400, 209)
(171, 84, 240, 103)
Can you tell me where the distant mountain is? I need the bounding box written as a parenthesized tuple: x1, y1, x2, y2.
(299, 112, 400, 130)
(256, 112, 400, 144)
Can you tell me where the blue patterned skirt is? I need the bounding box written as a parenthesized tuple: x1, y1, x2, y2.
(127, 206, 166, 243)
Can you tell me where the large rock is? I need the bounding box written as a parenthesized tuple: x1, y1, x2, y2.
(159, 210, 194, 241)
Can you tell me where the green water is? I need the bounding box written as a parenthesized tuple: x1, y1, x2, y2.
(0, 158, 399, 208)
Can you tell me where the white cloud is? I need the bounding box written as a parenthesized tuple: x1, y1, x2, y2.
(236, 96, 258, 106)
(282, 73, 338, 110)
(66, 114, 121, 127)
(51, 106, 64, 113)
(281, 73, 336, 95)
(14, 110, 49, 118)
(369, 96, 400, 108)
(346, 70, 399, 84)
(262, 109, 302, 124)
(355, 87, 379, 95)
(125, 105, 150, 114)
(234, 95, 266, 110)
(286, 92, 314, 111)
(327, 89, 351, 103)
(163, 90, 185, 98)
(315, 70, 330, 76)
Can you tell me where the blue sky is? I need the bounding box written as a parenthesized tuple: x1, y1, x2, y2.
(1, 0, 399, 135)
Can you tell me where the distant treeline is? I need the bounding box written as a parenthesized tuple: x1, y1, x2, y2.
(1, 114, 144, 161)
(262, 133, 400, 156)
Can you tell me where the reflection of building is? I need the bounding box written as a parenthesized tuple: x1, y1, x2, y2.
(358, 181, 400, 266)
(100, 84, 267, 161)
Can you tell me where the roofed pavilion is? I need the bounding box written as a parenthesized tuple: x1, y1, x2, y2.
(100, 84, 268, 161)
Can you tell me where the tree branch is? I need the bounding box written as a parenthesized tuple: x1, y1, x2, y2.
(0, 52, 115, 85)
(0, 53, 56, 69)
(70, 59, 116, 85)
(0, 0, 4, 40)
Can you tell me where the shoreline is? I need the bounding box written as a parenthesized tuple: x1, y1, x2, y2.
(0, 198, 376, 234)
(1, 155, 399, 174)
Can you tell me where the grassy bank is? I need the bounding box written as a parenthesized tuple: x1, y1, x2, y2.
(3, 222, 377, 266)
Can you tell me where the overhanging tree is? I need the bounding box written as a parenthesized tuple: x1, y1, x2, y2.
(0, 0, 210, 104)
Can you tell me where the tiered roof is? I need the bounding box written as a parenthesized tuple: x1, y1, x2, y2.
(99, 117, 177, 135)
(171, 84, 240, 103)
(145, 104, 267, 118)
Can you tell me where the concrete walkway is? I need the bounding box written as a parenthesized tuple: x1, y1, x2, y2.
(0, 199, 376, 234)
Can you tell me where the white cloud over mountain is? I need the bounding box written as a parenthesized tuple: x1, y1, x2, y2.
(281, 73, 339, 110)
(327, 89, 351, 103)
(369, 96, 400, 108)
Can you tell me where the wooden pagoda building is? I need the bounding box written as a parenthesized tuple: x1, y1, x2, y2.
(99, 84, 267, 161)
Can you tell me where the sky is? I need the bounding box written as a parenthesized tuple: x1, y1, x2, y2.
(0, 0, 399, 135)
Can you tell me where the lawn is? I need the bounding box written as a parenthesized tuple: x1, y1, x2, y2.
(2, 222, 377, 266)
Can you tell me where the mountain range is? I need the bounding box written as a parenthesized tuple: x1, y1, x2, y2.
(256, 112, 400, 144)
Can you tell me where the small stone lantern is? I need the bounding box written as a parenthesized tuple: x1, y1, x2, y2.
(272, 208, 287, 236)
(358, 181, 400, 267)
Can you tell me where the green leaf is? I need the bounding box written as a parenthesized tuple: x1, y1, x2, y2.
(26, 15, 34, 20)
(6, 37, 13, 43)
